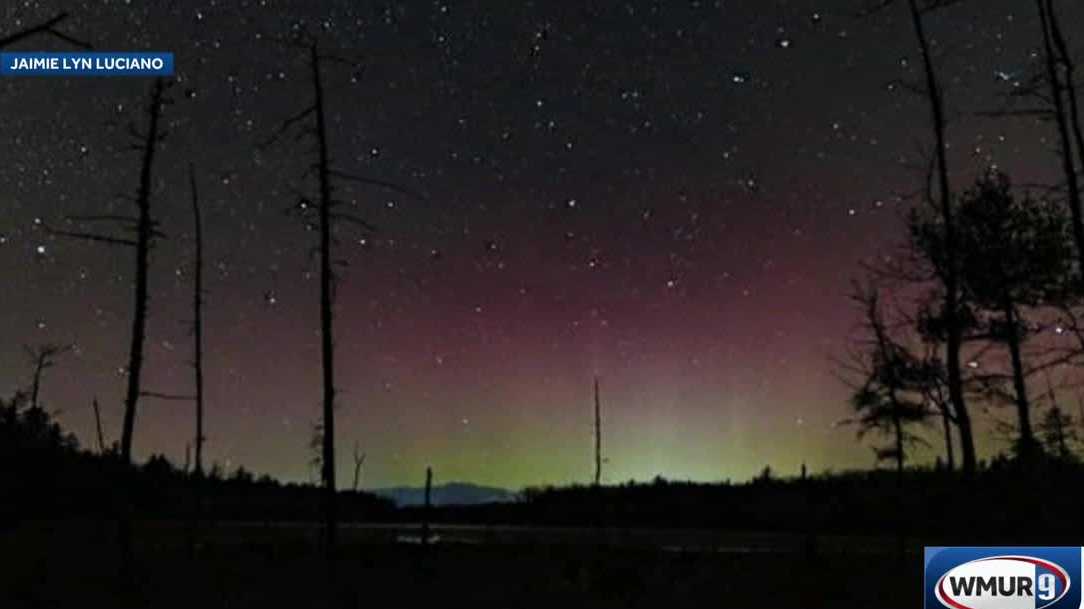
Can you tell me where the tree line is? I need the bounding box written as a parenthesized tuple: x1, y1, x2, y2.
(0, 390, 394, 528)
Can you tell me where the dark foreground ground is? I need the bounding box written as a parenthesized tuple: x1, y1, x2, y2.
(1, 520, 916, 609)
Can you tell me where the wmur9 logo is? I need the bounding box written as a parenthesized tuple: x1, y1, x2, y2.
(925, 547, 1083, 609)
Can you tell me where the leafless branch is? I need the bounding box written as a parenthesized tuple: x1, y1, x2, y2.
(44, 225, 137, 247)
(330, 212, 378, 232)
(67, 214, 140, 224)
(140, 391, 196, 401)
(326, 169, 427, 201)
(258, 105, 316, 150)
(0, 13, 91, 49)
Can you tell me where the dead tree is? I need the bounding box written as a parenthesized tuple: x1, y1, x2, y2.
(351, 443, 366, 492)
(92, 397, 106, 454)
(45, 78, 168, 568)
(312, 44, 339, 555)
(120, 81, 162, 465)
(189, 163, 206, 478)
(24, 344, 71, 410)
(1044, 1, 1084, 176)
(48, 79, 167, 464)
(308, 421, 325, 485)
(1035, 0, 1084, 275)
(184, 163, 207, 556)
(261, 39, 424, 557)
(421, 466, 433, 546)
(0, 12, 90, 49)
(593, 376, 602, 486)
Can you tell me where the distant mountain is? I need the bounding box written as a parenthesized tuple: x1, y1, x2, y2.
(372, 482, 516, 506)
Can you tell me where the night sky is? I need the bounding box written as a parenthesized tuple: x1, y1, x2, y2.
(1, 0, 1078, 488)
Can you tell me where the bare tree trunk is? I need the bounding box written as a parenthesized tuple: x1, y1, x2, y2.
(941, 406, 955, 471)
(30, 354, 44, 411)
(1056, 412, 1069, 458)
(24, 345, 69, 411)
(1037, 0, 1084, 277)
(421, 466, 433, 546)
(92, 397, 106, 454)
(119, 79, 162, 465)
(118, 77, 165, 571)
(593, 376, 602, 487)
(906, 0, 976, 475)
(187, 162, 206, 558)
(352, 443, 365, 492)
(311, 44, 338, 558)
(262, 41, 417, 561)
(190, 163, 205, 478)
(1003, 300, 1037, 457)
(893, 408, 905, 477)
(41, 78, 163, 577)
(1046, 1, 1084, 176)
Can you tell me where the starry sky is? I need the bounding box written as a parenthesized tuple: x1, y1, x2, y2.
(1, 0, 1079, 488)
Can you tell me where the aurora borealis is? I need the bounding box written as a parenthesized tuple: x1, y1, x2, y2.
(1, 0, 1079, 488)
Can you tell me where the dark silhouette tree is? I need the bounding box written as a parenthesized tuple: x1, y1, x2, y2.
(92, 396, 107, 455)
(983, 2, 1084, 281)
(845, 282, 930, 478)
(1043, 2, 1084, 179)
(421, 466, 433, 546)
(308, 420, 324, 485)
(188, 163, 206, 478)
(0, 391, 76, 450)
(1034, 0, 1084, 275)
(185, 162, 207, 557)
(261, 38, 423, 557)
(351, 442, 366, 492)
(47, 79, 167, 466)
(44, 78, 169, 569)
(950, 171, 1073, 459)
(1038, 404, 1078, 461)
(594, 375, 602, 487)
(310, 45, 340, 555)
(913, 340, 956, 470)
(1036, 374, 1079, 462)
(862, 0, 977, 474)
(930, 380, 955, 470)
(24, 344, 71, 411)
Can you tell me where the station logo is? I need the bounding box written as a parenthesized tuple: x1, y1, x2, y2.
(926, 547, 1082, 609)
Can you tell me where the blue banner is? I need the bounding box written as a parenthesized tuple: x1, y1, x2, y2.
(0, 52, 173, 76)
(925, 547, 1082, 609)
